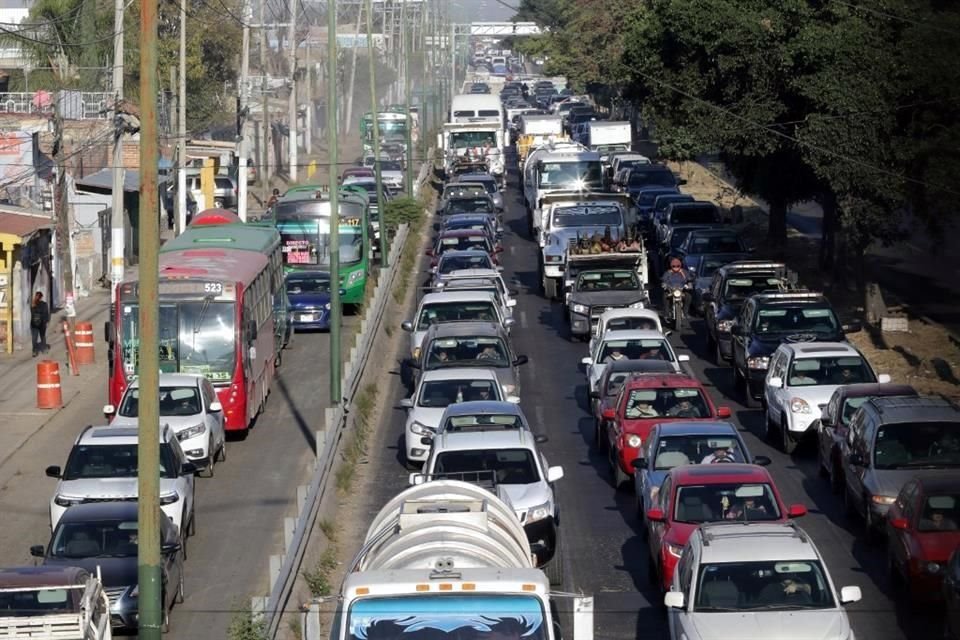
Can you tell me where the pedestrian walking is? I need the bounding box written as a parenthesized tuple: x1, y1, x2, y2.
(30, 291, 50, 357)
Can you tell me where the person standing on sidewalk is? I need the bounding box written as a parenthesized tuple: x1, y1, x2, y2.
(30, 291, 50, 357)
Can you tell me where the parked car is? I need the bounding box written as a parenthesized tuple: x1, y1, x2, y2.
(186, 174, 238, 209)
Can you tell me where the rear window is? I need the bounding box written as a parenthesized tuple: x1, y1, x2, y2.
(670, 206, 719, 225)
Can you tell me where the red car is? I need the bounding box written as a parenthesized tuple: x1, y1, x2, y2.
(886, 474, 960, 600)
(601, 373, 732, 490)
(645, 463, 807, 592)
(427, 230, 502, 268)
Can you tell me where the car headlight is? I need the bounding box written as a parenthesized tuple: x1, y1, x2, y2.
(544, 255, 563, 263)
(54, 495, 82, 507)
(346, 269, 363, 285)
(790, 398, 811, 414)
(159, 493, 180, 506)
(502, 384, 516, 395)
(870, 494, 896, 505)
(130, 585, 139, 598)
(666, 542, 684, 558)
(626, 434, 642, 449)
(629, 301, 645, 309)
(177, 423, 206, 440)
(526, 501, 552, 523)
(412, 347, 421, 360)
(571, 304, 589, 314)
(410, 421, 434, 436)
(747, 356, 769, 370)
(325, 302, 331, 310)
(717, 319, 734, 332)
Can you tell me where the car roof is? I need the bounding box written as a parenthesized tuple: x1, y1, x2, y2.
(600, 308, 661, 322)
(601, 329, 668, 341)
(442, 401, 524, 417)
(671, 463, 772, 484)
(696, 522, 820, 563)
(59, 501, 140, 522)
(753, 292, 827, 306)
(779, 342, 860, 358)
(834, 383, 917, 401)
(915, 472, 960, 494)
(457, 173, 495, 182)
(0, 565, 91, 589)
(624, 373, 703, 390)
(128, 373, 203, 388)
(865, 396, 960, 423)
(420, 368, 500, 381)
(434, 429, 538, 453)
(426, 322, 506, 339)
(421, 291, 498, 304)
(78, 425, 173, 445)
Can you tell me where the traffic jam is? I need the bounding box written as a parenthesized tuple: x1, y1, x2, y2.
(377, 64, 960, 640)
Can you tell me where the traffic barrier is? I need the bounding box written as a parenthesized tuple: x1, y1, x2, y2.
(36, 360, 62, 409)
(74, 321, 95, 365)
(62, 321, 79, 375)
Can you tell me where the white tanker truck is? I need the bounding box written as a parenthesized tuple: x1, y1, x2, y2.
(334, 480, 593, 640)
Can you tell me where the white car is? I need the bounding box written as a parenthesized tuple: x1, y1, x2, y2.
(104, 373, 226, 475)
(433, 268, 518, 319)
(664, 521, 862, 640)
(401, 291, 514, 366)
(45, 425, 197, 534)
(415, 424, 565, 584)
(399, 368, 519, 466)
(581, 329, 689, 394)
(589, 307, 665, 355)
(763, 342, 889, 454)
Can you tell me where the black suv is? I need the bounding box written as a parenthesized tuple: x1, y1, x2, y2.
(730, 291, 858, 407)
(703, 262, 792, 363)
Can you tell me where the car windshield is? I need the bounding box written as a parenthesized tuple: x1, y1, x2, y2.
(437, 236, 492, 254)
(425, 337, 509, 368)
(461, 179, 497, 194)
(755, 306, 839, 335)
(873, 421, 960, 469)
(653, 434, 746, 469)
(787, 356, 874, 387)
(694, 560, 835, 612)
(628, 170, 676, 188)
(654, 195, 694, 213)
(919, 495, 960, 531)
(576, 271, 639, 291)
(438, 254, 493, 273)
(447, 198, 493, 214)
(551, 205, 623, 229)
(119, 385, 200, 417)
(444, 187, 486, 199)
(50, 519, 140, 559)
(637, 189, 675, 206)
(418, 379, 501, 407)
(0, 586, 74, 617)
(696, 257, 736, 279)
(605, 317, 660, 332)
(62, 444, 179, 480)
(435, 448, 539, 484)
(723, 276, 783, 302)
(601, 339, 672, 363)
(670, 206, 719, 225)
(286, 275, 331, 294)
(443, 414, 524, 431)
(417, 302, 498, 329)
(625, 387, 709, 420)
(688, 234, 744, 254)
(539, 161, 603, 189)
(380, 161, 403, 172)
(674, 483, 781, 523)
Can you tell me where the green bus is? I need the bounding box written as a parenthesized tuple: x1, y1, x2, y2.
(269, 187, 371, 305)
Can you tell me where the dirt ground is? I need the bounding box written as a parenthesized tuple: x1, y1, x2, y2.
(671, 160, 960, 402)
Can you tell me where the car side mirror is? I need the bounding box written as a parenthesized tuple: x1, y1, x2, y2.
(678, 354, 690, 362)
(664, 591, 685, 609)
(877, 373, 891, 384)
(581, 356, 592, 366)
(787, 504, 807, 518)
(839, 586, 862, 605)
(103, 404, 116, 416)
(208, 401, 222, 413)
(425, 248, 434, 256)
(30, 545, 45, 558)
(399, 398, 414, 409)
(506, 299, 517, 308)
(631, 458, 646, 470)
(848, 452, 865, 467)
(401, 321, 414, 332)
(842, 321, 863, 334)
(546, 466, 564, 482)
(890, 517, 909, 531)
(753, 455, 772, 467)
(45, 465, 61, 479)
(506, 395, 521, 404)
(409, 472, 426, 486)
(646, 508, 666, 522)
(181, 462, 198, 475)
(514, 355, 529, 366)
(768, 376, 784, 389)
(503, 318, 515, 328)
(103, 320, 114, 344)
(716, 406, 732, 419)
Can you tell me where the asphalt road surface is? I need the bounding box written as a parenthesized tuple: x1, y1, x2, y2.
(364, 161, 942, 640)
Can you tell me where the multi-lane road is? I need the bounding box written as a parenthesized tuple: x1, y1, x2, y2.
(363, 160, 940, 640)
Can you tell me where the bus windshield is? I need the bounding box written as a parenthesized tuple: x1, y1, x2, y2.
(277, 224, 364, 266)
(120, 301, 236, 382)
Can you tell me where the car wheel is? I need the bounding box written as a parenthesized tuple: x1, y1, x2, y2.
(864, 505, 878, 545)
(781, 419, 798, 455)
(544, 541, 563, 586)
(743, 382, 760, 409)
(187, 506, 196, 537)
(594, 420, 606, 452)
(204, 438, 215, 478)
(217, 437, 227, 463)
(762, 411, 773, 441)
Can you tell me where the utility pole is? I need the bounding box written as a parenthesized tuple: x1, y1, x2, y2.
(237, 0, 251, 221)
(287, 0, 298, 181)
(260, 0, 271, 199)
(176, 0, 186, 231)
(110, 0, 125, 299)
(52, 101, 75, 318)
(344, 4, 362, 135)
(304, 41, 312, 155)
(327, 0, 341, 406)
(366, 0, 387, 267)
(136, 0, 161, 634)
(449, 22, 455, 102)
(402, 0, 413, 195)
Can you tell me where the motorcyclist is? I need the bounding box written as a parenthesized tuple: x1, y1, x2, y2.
(661, 256, 692, 320)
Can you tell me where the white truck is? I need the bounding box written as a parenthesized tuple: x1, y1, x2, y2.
(584, 121, 632, 160)
(336, 480, 594, 640)
(0, 566, 112, 639)
(523, 149, 604, 236)
(438, 122, 506, 186)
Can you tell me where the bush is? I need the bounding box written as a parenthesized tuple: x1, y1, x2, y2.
(383, 197, 423, 229)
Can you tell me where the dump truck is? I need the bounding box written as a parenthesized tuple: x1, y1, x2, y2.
(336, 480, 594, 640)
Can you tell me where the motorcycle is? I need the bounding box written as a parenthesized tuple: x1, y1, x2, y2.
(664, 283, 692, 331)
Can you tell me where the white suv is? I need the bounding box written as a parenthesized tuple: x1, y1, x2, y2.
(763, 342, 889, 454)
(664, 521, 862, 640)
(414, 427, 565, 584)
(104, 373, 226, 475)
(45, 425, 197, 535)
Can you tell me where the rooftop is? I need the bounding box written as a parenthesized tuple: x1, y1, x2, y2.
(697, 522, 819, 564)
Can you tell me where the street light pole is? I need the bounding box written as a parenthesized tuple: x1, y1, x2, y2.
(402, 0, 413, 195)
(237, 0, 251, 221)
(287, 0, 298, 181)
(328, 0, 341, 406)
(110, 0, 124, 299)
(366, 0, 388, 267)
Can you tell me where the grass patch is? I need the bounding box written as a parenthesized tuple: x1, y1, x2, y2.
(302, 545, 339, 598)
(227, 606, 267, 640)
(335, 383, 380, 493)
(318, 518, 337, 542)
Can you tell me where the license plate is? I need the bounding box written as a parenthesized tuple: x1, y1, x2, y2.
(298, 313, 316, 322)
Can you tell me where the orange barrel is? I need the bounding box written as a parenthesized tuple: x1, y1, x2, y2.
(74, 322, 95, 365)
(37, 360, 62, 409)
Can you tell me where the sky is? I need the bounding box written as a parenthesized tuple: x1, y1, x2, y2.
(447, 0, 517, 23)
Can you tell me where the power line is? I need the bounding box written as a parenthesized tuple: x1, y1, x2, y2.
(826, 0, 960, 37)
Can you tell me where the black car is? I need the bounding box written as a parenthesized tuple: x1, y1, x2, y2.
(624, 165, 682, 204)
(729, 291, 857, 407)
(31, 501, 184, 632)
(703, 262, 792, 363)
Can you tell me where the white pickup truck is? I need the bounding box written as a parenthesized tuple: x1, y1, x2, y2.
(0, 566, 112, 639)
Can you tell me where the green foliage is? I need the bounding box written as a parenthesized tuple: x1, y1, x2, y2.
(227, 607, 267, 640)
(382, 196, 423, 229)
(302, 546, 338, 597)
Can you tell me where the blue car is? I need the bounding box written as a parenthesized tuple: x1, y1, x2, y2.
(286, 271, 332, 331)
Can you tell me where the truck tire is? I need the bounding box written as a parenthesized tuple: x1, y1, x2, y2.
(545, 543, 564, 586)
